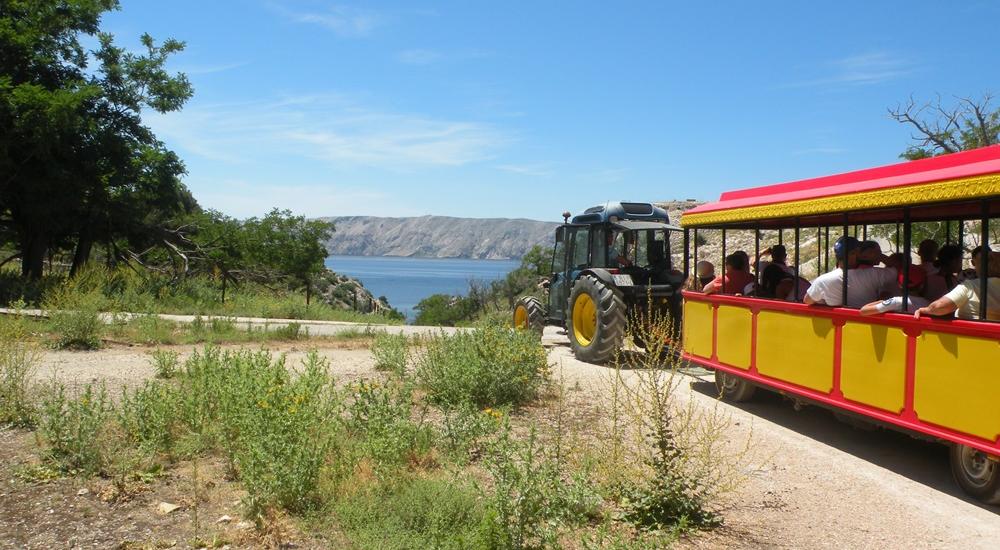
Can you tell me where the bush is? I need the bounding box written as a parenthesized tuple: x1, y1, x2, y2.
(118, 381, 180, 453)
(416, 324, 549, 409)
(370, 332, 408, 376)
(37, 382, 113, 475)
(344, 379, 433, 469)
(149, 349, 180, 379)
(0, 312, 40, 427)
(44, 288, 104, 350)
(333, 476, 490, 550)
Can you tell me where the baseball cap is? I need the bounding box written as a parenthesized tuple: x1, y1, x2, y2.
(834, 236, 861, 260)
(897, 265, 926, 290)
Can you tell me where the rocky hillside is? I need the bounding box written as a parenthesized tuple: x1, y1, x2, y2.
(318, 215, 559, 260)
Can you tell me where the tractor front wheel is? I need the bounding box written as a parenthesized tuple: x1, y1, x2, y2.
(513, 296, 546, 334)
(567, 274, 625, 364)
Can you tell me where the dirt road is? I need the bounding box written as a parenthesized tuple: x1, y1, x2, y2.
(14, 325, 1000, 548)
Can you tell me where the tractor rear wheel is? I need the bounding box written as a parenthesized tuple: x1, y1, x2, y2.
(513, 296, 546, 334)
(567, 274, 625, 364)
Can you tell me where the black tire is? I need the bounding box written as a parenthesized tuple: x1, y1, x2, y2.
(949, 443, 1000, 504)
(513, 296, 546, 334)
(714, 369, 756, 402)
(567, 274, 626, 364)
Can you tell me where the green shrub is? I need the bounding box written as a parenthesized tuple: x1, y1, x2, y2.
(0, 313, 40, 427)
(118, 381, 179, 453)
(44, 289, 104, 350)
(416, 324, 549, 409)
(483, 426, 602, 549)
(370, 332, 408, 376)
(269, 321, 304, 340)
(149, 349, 180, 379)
(333, 477, 490, 550)
(132, 315, 178, 345)
(345, 379, 433, 469)
(37, 382, 113, 475)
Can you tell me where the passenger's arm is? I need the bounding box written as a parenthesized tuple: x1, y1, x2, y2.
(803, 294, 820, 305)
(859, 300, 883, 316)
(914, 296, 957, 319)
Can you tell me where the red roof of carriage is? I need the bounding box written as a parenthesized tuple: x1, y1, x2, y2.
(682, 145, 1000, 224)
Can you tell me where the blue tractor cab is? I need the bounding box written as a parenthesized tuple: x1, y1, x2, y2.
(513, 201, 685, 364)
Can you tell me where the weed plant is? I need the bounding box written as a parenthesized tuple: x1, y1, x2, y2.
(416, 323, 549, 409)
(370, 332, 408, 376)
(43, 285, 104, 350)
(0, 308, 40, 426)
(149, 349, 180, 379)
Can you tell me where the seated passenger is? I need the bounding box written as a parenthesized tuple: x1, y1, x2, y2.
(915, 252, 1000, 321)
(860, 265, 929, 315)
(804, 236, 897, 308)
(758, 261, 793, 299)
(961, 245, 994, 282)
(858, 241, 889, 268)
(917, 239, 939, 275)
(689, 260, 716, 290)
(755, 245, 794, 275)
(924, 244, 962, 301)
(703, 253, 754, 295)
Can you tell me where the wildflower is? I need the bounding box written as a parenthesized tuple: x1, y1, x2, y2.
(258, 400, 269, 409)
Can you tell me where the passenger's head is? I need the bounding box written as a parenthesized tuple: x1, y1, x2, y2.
(834, 236, 861, 268)
(971, 245, 993, 269)
(771, 244, 787, 263)
(696, 260, 715, 277)
(734, 250, 750, 268)
(917, 239, 939, 263)
(725, 253, 747, 273)
(935, 244, 962, 274)
(884, 252, 905, 270)
(858, 241, 883, 266)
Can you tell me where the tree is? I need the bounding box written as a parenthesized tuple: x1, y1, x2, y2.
(0, 0, 193, 278)
(889, 93, 1000, 159)
(243, 210, 333, 305)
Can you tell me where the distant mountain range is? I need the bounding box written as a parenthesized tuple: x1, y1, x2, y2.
(317, 201, 701, 260)
(317, 215, 559, 260)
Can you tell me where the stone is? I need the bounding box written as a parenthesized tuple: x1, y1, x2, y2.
(157, 502, 182, 515)
(215, 515, 232, 524)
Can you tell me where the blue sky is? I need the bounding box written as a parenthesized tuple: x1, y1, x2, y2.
(105, 1, 1000, 222)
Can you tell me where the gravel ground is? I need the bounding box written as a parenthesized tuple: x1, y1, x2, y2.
(5, 323, 999, 548)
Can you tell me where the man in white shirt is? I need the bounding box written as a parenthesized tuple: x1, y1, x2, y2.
(805, 236, 898, 308)
(859, 265, 930, 315)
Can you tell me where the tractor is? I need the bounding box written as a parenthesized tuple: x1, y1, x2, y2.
(513, 201, 686, 363)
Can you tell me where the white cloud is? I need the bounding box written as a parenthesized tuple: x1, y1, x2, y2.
(271, 3, 380, 37)
(396, 49, 442, 65)
(145, 94, 508, 169)
(785, 51, 914, 88)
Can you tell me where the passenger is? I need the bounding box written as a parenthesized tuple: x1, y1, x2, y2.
(607, 232, 632, 268)
(693, 260, 716, 290)
(915, 252, 1000, 321)
(756, 245, 794, 276)
(804, 236, 897, 308)
(917, 239, 939, 275)
(758, 261, 793, 299)
(703, 253, 754, 295)
(924, 244, 962, 301)
(962, 245, 994, 282)
(859, 265, 930, 315)
(858, 241, 888, 268)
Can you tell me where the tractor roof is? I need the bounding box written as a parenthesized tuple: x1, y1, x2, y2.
(570, 201, 669, 225)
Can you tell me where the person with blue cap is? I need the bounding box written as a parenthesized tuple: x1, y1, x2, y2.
(804, 235, 898, 308)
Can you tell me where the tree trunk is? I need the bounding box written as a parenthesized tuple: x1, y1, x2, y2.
(70, 231, 94, 277)
(20, 233, 46, 280)
(306, 282, 311, 306)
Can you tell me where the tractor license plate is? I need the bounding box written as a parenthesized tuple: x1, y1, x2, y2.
(612, 274, 634, 286)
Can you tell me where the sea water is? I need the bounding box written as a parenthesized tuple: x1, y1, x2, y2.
(324, 255, 520, 321)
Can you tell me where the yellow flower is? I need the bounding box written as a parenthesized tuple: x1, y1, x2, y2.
(258, 400, 269, 409)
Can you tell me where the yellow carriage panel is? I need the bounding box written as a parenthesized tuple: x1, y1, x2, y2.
(840, 322, 907, 413)
(715, 305, 752, 370)
(914, 331, 1000, 442)
(756, 311, 835, 393)
(683, 300, 714, 359)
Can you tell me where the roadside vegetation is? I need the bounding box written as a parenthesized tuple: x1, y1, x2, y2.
(1, 304, 748, 548)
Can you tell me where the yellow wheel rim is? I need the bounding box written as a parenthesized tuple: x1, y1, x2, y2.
(513, 305, 529, 329)
(572, 293, 597, 346)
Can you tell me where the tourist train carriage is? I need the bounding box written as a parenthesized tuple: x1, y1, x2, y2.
(678, 145, 1000, 503)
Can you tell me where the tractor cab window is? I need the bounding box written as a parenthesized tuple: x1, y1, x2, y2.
(591, 227, 609, 268)
(570, 226, 590, 269)
(634, 229, 668, 269)
(552, 227, 567, 274)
